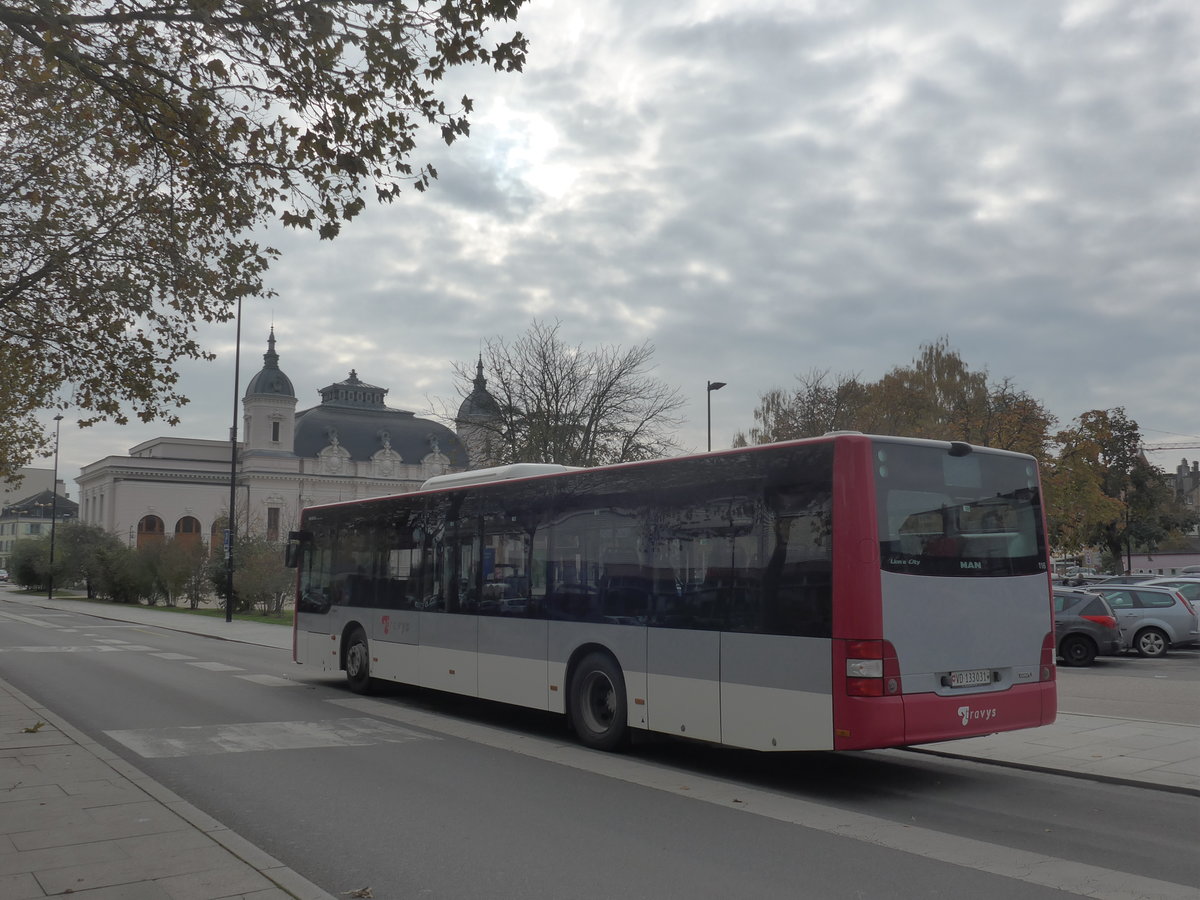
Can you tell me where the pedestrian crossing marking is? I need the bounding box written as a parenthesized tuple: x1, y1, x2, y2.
(235, 674, 297, 687)
(104, 717, 436, 758)
(187, 662, 244, 672)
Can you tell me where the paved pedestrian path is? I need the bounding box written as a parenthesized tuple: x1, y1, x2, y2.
(909, 712, 1200, 795)
(0, 591, 1196, 898)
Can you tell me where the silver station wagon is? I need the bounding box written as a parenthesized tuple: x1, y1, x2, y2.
(1093, 584, 1200, 658)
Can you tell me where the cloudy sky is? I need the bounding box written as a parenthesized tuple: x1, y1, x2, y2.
(41, 0, 1200, 489)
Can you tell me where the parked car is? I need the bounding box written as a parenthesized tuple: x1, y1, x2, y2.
(1140, 576, 1200, 604)
(1092, 584, 1200, 657)
(0, 568, 8, 583)
(1093, 574, 1158, 585)
(1053, 589, 1123, 666)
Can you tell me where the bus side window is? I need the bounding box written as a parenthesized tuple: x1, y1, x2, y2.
(759, 481, 833, 638)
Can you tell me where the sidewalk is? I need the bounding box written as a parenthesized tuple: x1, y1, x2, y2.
(908, 713, 1200, 795)
(0, 593, 1195, 899)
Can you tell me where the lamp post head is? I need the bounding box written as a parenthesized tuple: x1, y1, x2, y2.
(707, 381, 727, 392)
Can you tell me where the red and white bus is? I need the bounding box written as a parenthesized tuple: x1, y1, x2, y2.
(287, 433, 1056, 751)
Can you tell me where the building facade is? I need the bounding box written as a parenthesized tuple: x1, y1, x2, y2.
(0, 487, 78, 572)
(76, 332, 494, 551)
(1, 468, 71, 571)
(1171, 458, 1200, 535)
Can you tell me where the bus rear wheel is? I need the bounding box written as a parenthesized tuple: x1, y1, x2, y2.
(570, 652, 628, 751)
(345, 627, 373, 694)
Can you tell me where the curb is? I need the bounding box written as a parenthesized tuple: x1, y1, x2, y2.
(902, 745, 1200, 798)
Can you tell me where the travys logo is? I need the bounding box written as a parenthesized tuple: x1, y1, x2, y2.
(957, 705, 998, 727)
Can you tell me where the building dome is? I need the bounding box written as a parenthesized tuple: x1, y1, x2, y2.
(294, 370, 468, 467)
(245, 329, 295, 398)
(457, 357, 501, 422)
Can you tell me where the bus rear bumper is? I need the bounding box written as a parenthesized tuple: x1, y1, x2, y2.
(833, 682, 1056, 751)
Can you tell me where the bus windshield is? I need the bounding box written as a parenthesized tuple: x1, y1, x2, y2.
(875, 441, 1046, 578)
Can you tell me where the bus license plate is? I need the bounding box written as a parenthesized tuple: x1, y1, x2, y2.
(950, 669, 992, 688)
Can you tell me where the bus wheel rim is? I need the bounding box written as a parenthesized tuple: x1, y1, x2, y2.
(581, 672, 615, 733)
(347, 642, 366, 677)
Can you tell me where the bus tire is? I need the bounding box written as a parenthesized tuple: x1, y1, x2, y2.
(1134, 627, 1168, 658)
(1059, 635, 1096, 667)
(345, 627, 373, 693)
(569, 652, 628, 751)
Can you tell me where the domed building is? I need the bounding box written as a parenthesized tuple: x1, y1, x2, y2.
(77, 332, 490, 549)
(455, 356, 504, 468)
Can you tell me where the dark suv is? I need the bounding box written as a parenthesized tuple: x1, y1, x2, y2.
(1053, 589, 1122, 666)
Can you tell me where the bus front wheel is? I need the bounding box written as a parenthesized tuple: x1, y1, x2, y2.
(569, 652, 628, 751)
(345, 627, 373, 694)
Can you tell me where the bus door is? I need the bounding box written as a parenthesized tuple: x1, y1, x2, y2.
(476, 491, 550, 710)
(418, 492, 480, 697)
(645, 495, 722, 744)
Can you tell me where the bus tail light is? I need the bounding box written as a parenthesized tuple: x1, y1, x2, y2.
(1040, 632, 1056, 682)
(845, 639, 902, 697)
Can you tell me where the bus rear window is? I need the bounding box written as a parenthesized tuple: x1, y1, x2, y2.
(875, 441, 1046, 577)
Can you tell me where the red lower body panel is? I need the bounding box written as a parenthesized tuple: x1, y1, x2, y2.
(834, 682, 1056, 751)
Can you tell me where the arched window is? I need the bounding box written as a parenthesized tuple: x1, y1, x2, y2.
(136, 515, 165, 549)
(174, 516, 202, 550)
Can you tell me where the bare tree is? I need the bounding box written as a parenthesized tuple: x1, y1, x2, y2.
(452, 321, 685, 467)
(732, 369, 870, 447)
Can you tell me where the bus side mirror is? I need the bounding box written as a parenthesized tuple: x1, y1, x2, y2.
(285, 531, 312, 568)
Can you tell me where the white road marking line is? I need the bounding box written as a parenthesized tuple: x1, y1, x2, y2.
(187, 662, 244, 672)
(151, 652, 197, 660)
(0, 610, 65, 629)
(104, 717, 436, 758)
(235, 675, 298, 687)
(330, 697, 1196, 900)
(0, 645, 158, 654)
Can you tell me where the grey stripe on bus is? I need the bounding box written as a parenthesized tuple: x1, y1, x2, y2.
(311, 619, 833, 693)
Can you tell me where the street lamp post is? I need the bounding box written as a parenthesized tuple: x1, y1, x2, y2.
(48, 413, 64, 600)
(706, 381, 726, 452)
(225, 295, 244, 623)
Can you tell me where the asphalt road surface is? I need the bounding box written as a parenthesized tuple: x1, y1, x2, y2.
(0, 602, 1195, 900)
(1057, 647, 1200, 725)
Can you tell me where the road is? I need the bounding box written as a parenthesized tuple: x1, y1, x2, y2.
(1057, 647, 1200, 725)
(0, 599, 1196, 900)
